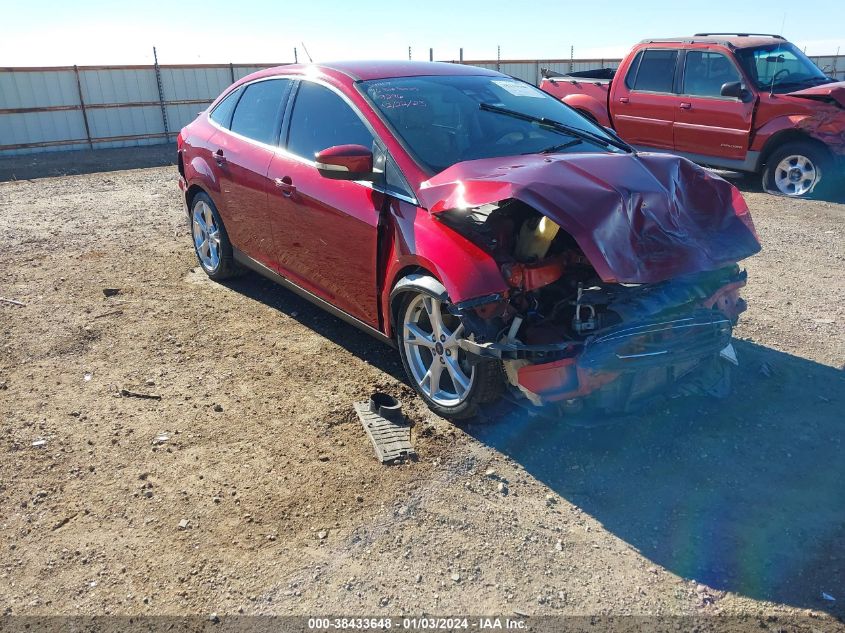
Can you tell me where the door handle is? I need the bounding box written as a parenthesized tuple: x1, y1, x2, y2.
(274, 176, 296, 198)
(618, 97, 629, 104)
(214, 149, 227, 165)
(679, 102, 692, 110)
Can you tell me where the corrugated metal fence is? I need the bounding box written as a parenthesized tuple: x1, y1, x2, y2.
(2, 55, 843, 156)
(0, 63, 282, 155)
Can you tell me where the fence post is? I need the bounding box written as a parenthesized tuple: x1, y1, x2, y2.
(73, 65, 93, 150)
(152, 47, 170, 142)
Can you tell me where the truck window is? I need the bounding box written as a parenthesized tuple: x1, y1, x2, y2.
(683, 51, 741, 98)
(629, 49, 677, 93)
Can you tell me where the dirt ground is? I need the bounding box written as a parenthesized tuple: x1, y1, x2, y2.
(1, 146, 843, 629)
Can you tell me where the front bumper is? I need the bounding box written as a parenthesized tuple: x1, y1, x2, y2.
(460, 309, 733, 406)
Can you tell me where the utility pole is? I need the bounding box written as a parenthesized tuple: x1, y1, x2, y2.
(294, 47, 298, 63)
(429, 48, 433, 62)
(459, 48, 463, 63)
(408, 46, 412, 60)
(496, 45, 500, 71)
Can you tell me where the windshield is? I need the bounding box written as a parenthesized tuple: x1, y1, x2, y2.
(360, 74, 623, 175)
(735, 43, 832, 92)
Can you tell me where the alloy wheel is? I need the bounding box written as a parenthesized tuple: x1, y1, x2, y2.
(774, 154, 817, 197)
(402, 294, 475, 407)
(192, 200, 221, 272)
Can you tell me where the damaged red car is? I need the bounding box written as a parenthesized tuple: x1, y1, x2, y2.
(177, 61, 761, 419)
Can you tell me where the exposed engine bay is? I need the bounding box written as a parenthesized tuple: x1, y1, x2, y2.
(437, 200, 748, 411)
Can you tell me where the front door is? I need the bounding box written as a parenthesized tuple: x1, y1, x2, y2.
(266, 80, 383, 327)
(673, 50, 754, 161)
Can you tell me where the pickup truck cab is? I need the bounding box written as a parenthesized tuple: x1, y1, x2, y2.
(540, 34, 845, 198)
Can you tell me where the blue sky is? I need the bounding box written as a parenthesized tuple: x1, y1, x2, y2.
(2, 0, 843, 66)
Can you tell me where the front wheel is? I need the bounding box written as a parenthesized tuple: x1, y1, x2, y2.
(396, 288, 503, 419)
(762, 141, 831, 198)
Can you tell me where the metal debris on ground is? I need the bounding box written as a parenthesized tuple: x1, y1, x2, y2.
(120, 389, 162, 400)
(0, 297, 26, 307)
(354, 393, 415, 464)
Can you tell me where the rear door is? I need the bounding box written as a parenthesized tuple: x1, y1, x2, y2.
(610, 48, 680, 149)
(210, 78, 291, 266)
(673, 49, 754, 161)
(266, 80, 384, 326)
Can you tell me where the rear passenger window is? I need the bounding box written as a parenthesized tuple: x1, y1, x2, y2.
(230, 79, 290, 145)
(209, 87, 242, 128)
(287, 82, 373, 160)
(631, 49, 677, 93)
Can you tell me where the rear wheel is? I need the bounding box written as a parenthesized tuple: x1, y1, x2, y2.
(396, 287, 502, 419)
(190, 192, 241, 280)
(763, 141, 831, 198)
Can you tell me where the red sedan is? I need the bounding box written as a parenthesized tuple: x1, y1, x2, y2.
(177, 61, 760, 419)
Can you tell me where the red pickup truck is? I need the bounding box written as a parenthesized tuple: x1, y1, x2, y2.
(540, 34, 845, 198)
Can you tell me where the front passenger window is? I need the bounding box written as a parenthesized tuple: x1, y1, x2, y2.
(683, 51, 742, 98)
(287, 82, 374, 160)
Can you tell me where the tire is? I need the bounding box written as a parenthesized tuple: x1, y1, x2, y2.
(762, 141, 832, 198)
(396, 285, 503, 420)
(189, 192, 241, 280)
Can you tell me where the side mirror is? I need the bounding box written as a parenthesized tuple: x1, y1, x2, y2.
(314, 144, 374, 181)
(720, 81, 752, 102)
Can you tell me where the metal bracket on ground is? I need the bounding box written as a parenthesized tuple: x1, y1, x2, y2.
(354, 393, 416, 464)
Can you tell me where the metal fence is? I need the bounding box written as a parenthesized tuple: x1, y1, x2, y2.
(0, 63, 282, 155)
(2, 54, 843, 156)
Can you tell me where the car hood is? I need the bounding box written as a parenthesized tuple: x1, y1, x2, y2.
(785, 81, 845, 107)
(418, 151, 761, 284)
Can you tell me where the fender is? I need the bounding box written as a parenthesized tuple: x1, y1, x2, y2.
(561, 94, 611, 128)
(379, 201, 509, 337)
(751, 113, 815, 153)
(186, 154, 222, 198)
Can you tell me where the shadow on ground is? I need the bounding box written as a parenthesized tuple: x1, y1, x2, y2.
(467, 341, 845, 618)
(0, 144, 176, 182)
(221, 270, 845, 617)
(220, 272, 407, 383)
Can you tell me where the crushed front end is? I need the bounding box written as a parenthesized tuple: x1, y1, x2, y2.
(422, 152, 761, 413)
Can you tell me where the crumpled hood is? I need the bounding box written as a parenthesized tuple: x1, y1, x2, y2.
(419, 152, 761, 284)
(785, 81, 845, 107)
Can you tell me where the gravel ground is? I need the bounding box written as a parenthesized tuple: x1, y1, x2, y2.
(0, 147, 843, 629)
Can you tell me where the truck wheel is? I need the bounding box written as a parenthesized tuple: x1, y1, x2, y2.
(762, 141, 831, 198)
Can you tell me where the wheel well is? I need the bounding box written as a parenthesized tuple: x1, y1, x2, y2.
(576, 108, 598, 124)
(185, 184, 206, 211)
(387, 265, 436, 338)
(760, 130, 831, 168)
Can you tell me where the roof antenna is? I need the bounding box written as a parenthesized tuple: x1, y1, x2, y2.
(301, 42, 313, 63)
(769, 13, 786, 96)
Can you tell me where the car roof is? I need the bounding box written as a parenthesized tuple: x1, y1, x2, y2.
(260, 60, 503, 82)
(639, 34, 788, 49)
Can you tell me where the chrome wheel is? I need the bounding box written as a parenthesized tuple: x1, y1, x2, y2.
(192, 200, 221, 272)
(402, 294, 474, 407)
(774, 154, 817, 197)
